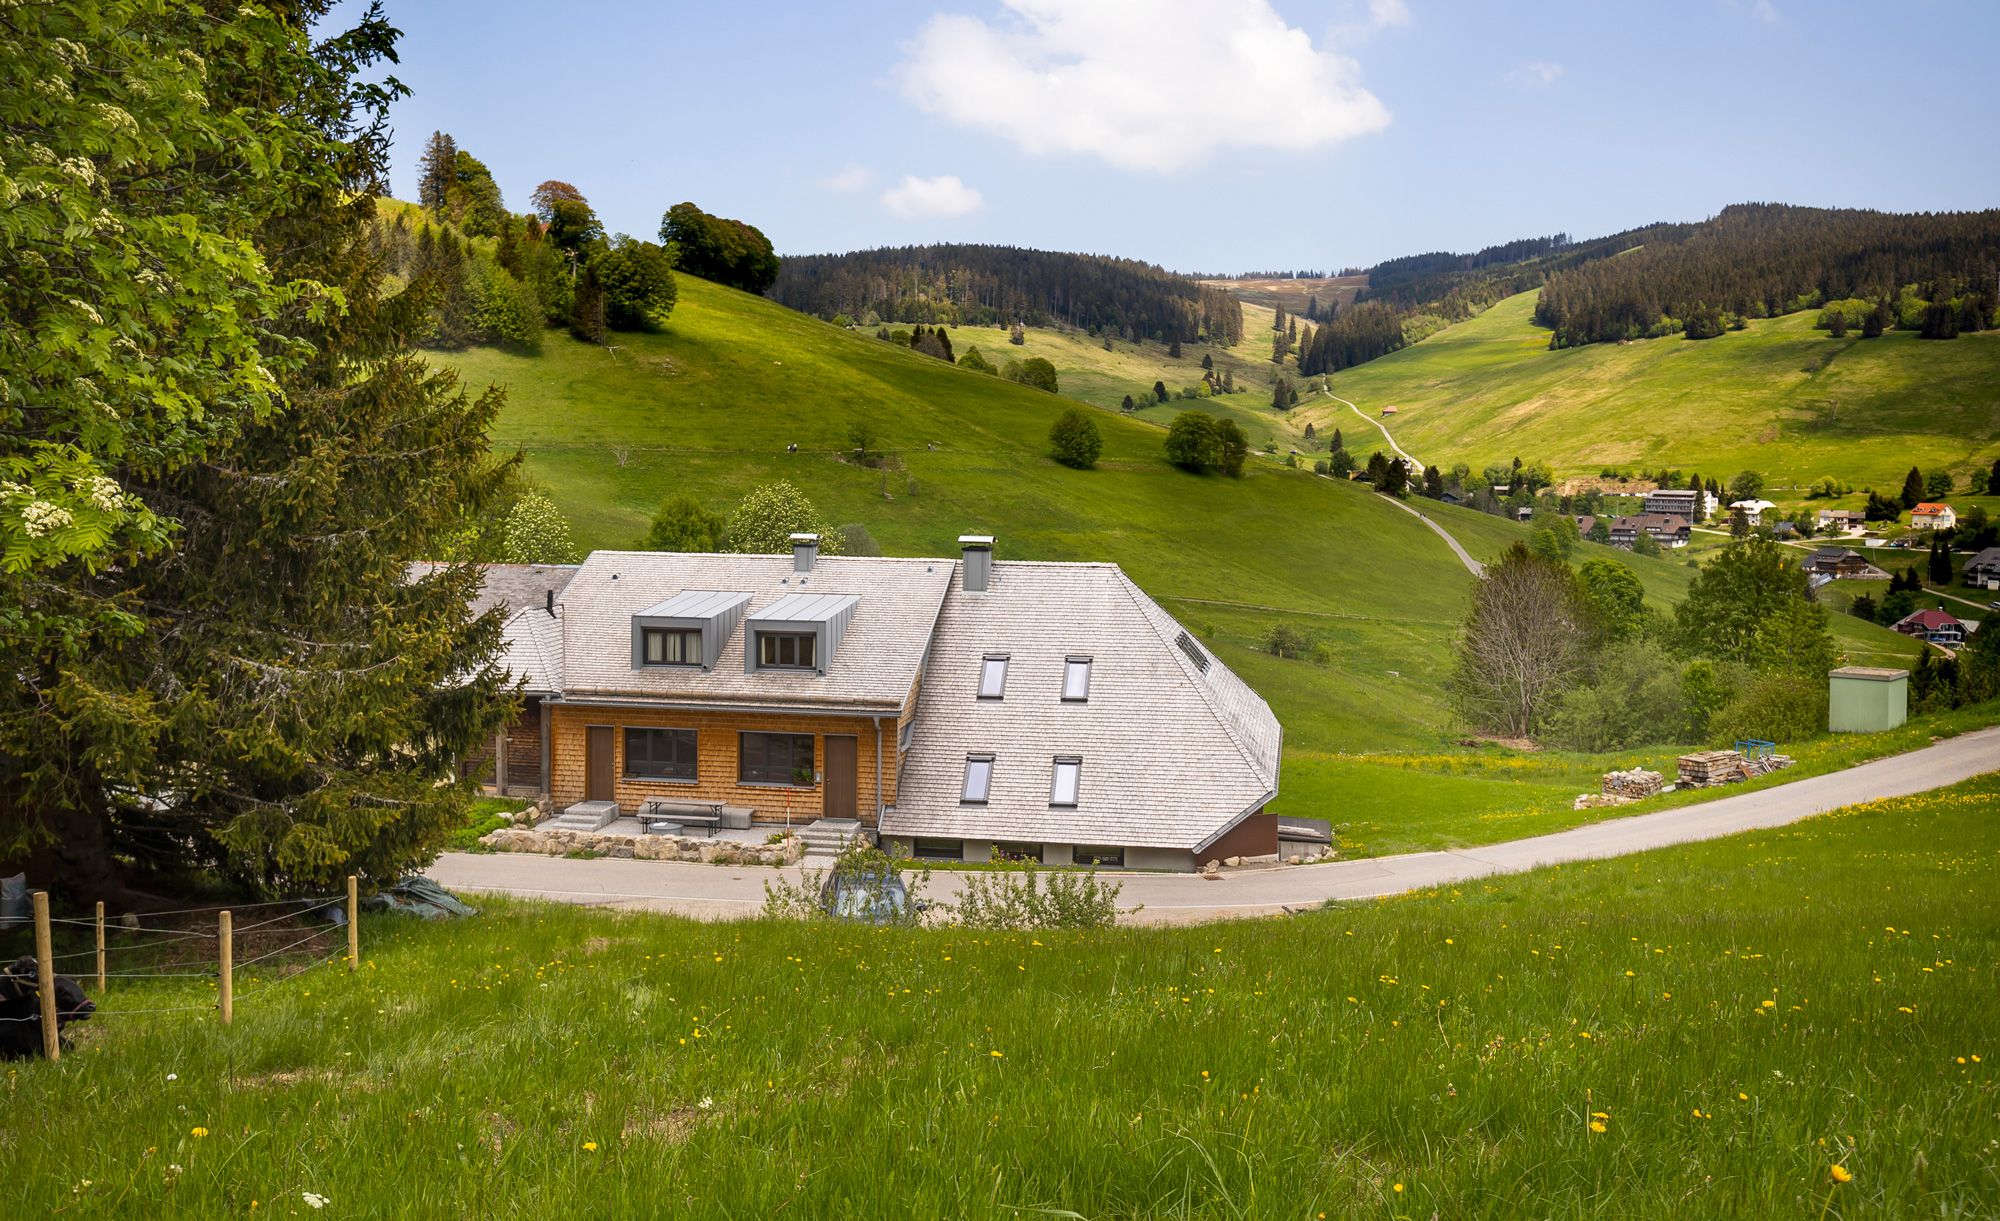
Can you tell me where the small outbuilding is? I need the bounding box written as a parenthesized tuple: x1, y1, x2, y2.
(1827, 666, 1908, 733)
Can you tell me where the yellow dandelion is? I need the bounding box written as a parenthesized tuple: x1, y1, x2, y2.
(582, 1140, 598, 1152)
(1760, 999, 1777, 1009)
(1830, 1165, 1852, 1184)
(190, 1127, 209, 1139)
(1738, 1092, 1749, 1100)
(1392, 1183, 1404, 1193)
(989, 1050, 1004, 1058)
(1589, 1120, 1607, 1133)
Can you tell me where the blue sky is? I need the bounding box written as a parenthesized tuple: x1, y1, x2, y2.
(347, 0, 1999, 272)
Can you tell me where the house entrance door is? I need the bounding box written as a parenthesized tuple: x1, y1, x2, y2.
(823, 735, 858, 820)
(585, 725, 615, 802)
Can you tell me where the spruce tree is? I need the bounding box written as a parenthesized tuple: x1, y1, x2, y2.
(1332, 428, 1344, 452)
(417, 130, 458, 215)
(1169, 337, 1182, 358)
(1154, 380, 1169, 403)
(1901, 466, 1925, 509)
(569, 266, 608, 344)
(1272, 378, 1292, 410)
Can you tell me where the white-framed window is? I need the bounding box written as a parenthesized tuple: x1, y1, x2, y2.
(977, 655, 1009, 700)
(1061, 656, 1091, 702)
(1049, 757, 1081, 807)
(961, 755, 993, 804)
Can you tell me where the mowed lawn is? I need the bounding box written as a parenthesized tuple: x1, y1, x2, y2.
(10, 776, 1997, 1217)
(436, 278, 1945, 856)
(1314, 290, 2000, 490)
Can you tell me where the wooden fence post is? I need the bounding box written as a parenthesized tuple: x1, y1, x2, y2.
(346, 875, 359, 971)
(218, 910, 232, 1025)
(94, 901, 105, 994)
(32, 891, 58, 1061)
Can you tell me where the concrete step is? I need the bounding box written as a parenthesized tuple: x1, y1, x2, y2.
(799, 818, 864, 858)
(548, 800, 619, 833)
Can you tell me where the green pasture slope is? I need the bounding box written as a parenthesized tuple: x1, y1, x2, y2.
(434, 276, 1944, 855)
(10, 776, 1998, 1216)
(1314, 290, 2000, 491)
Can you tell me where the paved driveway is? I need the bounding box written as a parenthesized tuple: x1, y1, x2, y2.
(426, 725, 2000, 924)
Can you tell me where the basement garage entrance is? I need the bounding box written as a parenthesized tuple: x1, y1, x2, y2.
(823, 735, 858, 820)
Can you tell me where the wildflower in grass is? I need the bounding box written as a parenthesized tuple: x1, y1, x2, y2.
(990, 1051, 1004, 1059)
(302, 1192, 330, 1210)
(1393, 1183, 1404, 1193)
(1738, 1092, 1749, 1100)
(1830, 1165, 1852, 1183)
(190, 1127, 208, 1138)
(583, 1140, 599, 1151)
(1589, 1121, 1607, 1133)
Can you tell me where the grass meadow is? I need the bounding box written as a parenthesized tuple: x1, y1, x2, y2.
(7, 775, 1996, 1217)
(1314, 290, 2000, 492)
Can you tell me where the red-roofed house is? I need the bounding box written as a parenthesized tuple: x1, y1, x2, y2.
(1891, 608, 1968, 646)
(1911, 503, 1957, 530)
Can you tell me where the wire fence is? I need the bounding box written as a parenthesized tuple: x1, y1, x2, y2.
(7, 881, 363, 1057)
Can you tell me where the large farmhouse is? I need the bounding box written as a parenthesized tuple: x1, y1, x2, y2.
(470, 536, 1282, 871)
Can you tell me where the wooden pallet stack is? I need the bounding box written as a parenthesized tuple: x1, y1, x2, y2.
(1601, 768, 1665, 799)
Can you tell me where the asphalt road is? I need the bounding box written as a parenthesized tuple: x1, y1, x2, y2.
(425, 724, 2000, 925)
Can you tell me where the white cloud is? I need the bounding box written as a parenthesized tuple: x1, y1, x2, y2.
(1506, 60, 1563, 87)
(1365, 0, 1411, 29)
(895, 0, 1392, 173)
(818, 166, 873, 193)
(881, 174, 984, 218)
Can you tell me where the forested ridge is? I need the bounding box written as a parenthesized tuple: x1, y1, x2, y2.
(770, 244, 1244, 345)
(1533, 204, 2000, 346)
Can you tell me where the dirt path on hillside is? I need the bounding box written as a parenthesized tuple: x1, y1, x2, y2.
(1314, 389, 1482, 577)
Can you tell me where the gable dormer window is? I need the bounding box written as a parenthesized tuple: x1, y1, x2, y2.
(977, 655, 1008, 699)
(1061, 656, 1091, 702)
(641, 627, 702, 667)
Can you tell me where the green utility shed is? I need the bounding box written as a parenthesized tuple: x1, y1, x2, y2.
(1828, 666, 1908, 732)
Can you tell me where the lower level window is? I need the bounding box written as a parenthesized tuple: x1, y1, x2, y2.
(1073, 845, 1124, 868)
(739, 731, 815, 785)
(993, 842, 1041, 863)
(913, 838, 962, 861)
(625, 727, 697, 781)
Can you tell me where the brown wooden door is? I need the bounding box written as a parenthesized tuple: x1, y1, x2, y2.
(585, 725, 615, 802)
(823, 735, 858, 820)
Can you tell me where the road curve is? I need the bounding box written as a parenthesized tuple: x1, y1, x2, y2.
(426, 724, 2000, 925)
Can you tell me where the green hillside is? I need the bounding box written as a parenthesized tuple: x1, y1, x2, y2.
(433, 276, 1932, 854)
(1314, 290, 2000, 490)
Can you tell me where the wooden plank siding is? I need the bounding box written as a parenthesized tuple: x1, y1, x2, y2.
(548, 703, 899, 826)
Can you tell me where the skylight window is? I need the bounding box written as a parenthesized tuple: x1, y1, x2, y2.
(1049, 757, 1080, 807)
(961, 755, 993, 804)
(977, 655, 1009, 700)
(1175, 631, 1211, 674)
(1061, 656, 1091, 702)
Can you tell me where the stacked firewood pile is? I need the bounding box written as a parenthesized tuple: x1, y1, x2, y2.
(1601, 768, 1665, 799)
(1677, 750, 1795, 788)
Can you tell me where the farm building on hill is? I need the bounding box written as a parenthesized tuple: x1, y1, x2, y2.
(1803, 547, 1890, 580)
